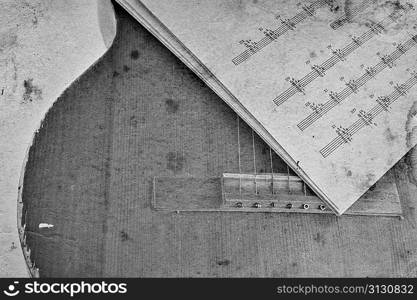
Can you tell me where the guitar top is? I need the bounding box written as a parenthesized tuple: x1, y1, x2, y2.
(19, 4, 417, 277)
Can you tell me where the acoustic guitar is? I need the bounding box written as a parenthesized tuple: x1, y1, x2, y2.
(18, 3, 417, 277)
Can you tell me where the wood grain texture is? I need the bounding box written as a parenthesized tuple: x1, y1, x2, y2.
(20, 3, 417, 277)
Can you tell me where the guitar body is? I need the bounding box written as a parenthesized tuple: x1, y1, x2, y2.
(20, 4, 417, 277)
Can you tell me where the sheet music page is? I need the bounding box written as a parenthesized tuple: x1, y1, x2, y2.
(136, 0, 417, 214)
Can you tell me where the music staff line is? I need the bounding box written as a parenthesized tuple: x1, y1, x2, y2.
(320, 72, 417, 158)
(297, 34, 417, 131)
(231, 0, 330, 66)
(272, 9, 406, 108)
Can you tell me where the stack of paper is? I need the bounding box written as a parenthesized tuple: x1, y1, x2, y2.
(116, 0, 417, 215)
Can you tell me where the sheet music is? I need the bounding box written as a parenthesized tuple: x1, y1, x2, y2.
(129, 0, 417, 214)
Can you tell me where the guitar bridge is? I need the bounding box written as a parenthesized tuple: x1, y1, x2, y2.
(152, 170, 402, 216)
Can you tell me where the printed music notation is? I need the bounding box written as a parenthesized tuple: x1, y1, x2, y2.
(272, 9, 406, 107)
(320, 72, 417, 158)
(297, 35, 417, 131)
(231, 0, 331, 66)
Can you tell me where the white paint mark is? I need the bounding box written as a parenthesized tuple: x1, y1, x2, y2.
(38, 223, 54, 229)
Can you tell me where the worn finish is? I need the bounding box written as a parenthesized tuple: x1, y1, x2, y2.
(21, 4, 417, 277)
(0, 0, 115, 277)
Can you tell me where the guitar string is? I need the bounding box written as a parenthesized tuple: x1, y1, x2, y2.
(237, 115, 242, 197)
(269, 146, 275, 195)
(287, 164, 291, 194)
(252, 129, 258, 195)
